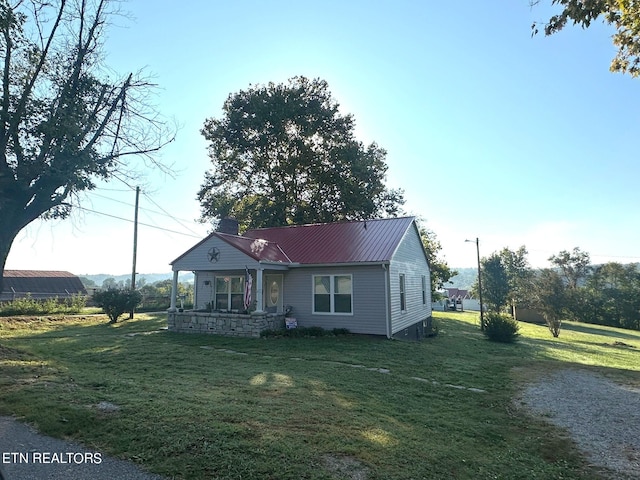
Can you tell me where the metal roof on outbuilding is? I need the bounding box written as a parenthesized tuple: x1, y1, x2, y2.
(1, 270, 87, 300)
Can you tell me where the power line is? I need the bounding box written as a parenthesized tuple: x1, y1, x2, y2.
(140, 191, 202, 236)
(94, 187, 132, 192)
(590, 253, 640, 260)
(137, 205, 187, 241)
(91, 191, 198, 225)
(526, 247, 640, 261)
(73, 205, 203, 238)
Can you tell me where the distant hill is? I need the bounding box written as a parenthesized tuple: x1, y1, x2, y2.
(77, 272, 194, 288)
(446, 268, 478, 290)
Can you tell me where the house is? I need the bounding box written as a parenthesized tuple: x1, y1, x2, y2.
(444, 287, 471, 301)
(168, 216, 432, 339)
(0, 270, 87, 301)
(435, 287, 481, 312)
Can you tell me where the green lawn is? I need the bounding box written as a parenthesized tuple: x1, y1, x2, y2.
(0, 311, 638, 479)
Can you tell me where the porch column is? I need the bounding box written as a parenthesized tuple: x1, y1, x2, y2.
(169, 270, 179, 312)
(255, 267, 264, 313)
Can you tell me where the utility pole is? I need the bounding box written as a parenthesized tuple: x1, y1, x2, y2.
(475, 238, 484, 330)
(129, 186, 140, 319)
(466, 238, 484, 330)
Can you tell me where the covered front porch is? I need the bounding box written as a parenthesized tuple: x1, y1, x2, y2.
(167, 265, 289, 337)
(167, 226, 294, 336)
(168, 265, 288, 314)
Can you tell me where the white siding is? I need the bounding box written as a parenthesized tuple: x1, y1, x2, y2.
(431, 298, 480, 312)
(172, 237, 259, 272)
(194, 271, 215, 310)
(282, 265, 388, 335)
(462, 299, 481, 311)
(389, 223, 432, 334)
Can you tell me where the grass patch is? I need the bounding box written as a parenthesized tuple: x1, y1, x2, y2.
(1, 311, 638, 479)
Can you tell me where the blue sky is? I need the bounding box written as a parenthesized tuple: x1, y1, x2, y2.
(6, 0, 640, 275)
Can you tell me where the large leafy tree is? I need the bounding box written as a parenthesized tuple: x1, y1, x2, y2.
(477, 253, 510, 313)
(418, 226, 457, 297)
(198, 76, 404, 229)
(531, 0, 640, 76)
(531, 268, 566, 337)
(581, 262, 640, 329)
(499, 246, 533, 315)
(0, 0, 173, 293)
(546, 248, 591, 325)
(548, 247, 591, 289)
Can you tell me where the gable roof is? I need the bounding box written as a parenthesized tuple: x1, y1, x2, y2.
(444, 288, 472, 300)
(243, 216, 416, 264)
(1, 270, 87, 299)
(169, 231, 293, 266)
(215, 232, 293, 263)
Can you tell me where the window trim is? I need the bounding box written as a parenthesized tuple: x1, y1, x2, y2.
(422, 275, 427, 305)
(399, 273, 407, 312)
(312, 274, 353, 316)
(214, 275, 245, 311)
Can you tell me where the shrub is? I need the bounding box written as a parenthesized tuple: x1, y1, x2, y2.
(260, 326, 351, 338)
(331, 328, 351, 336)
(304, 326, 327, 337)
(482, 312, 520, 343)
(0, 294, 86, 316)
(93, 289, 142, 324)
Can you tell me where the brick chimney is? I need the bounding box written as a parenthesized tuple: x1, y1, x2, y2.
(216, 217, 239, 236)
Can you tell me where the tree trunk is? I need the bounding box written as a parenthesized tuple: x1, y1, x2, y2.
(0, 228, 20, 296)
(0, 205, 34, 295)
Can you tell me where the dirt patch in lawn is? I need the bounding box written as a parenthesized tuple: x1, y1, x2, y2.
(321, 454, 369, 480)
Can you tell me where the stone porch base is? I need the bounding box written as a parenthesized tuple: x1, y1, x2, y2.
(168, 310, 285, 338)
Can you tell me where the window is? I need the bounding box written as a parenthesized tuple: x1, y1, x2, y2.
(422, 275, 427, 305)
(399, 274, 406, 312)
(215, 276, 244, 310)
(313, 275, 352, 314)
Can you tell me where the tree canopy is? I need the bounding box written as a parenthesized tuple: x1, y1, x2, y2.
(548, 247, 591, 289)
(532, 268, 566, 337)
(0, 0, 173, 293)
(479, 253, 510, 313)
(419, 226, 457, 296)
(198, 77, 404, 230)
(499, 246, 533, 314)
(531, 0, 640, 76)
(466, 243, 640, 333)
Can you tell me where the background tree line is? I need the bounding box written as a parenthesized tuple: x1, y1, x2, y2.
(80, 277, 194, 311)
(472, 246, 640, 336)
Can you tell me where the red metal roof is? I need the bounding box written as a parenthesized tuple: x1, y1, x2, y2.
(244, 217, 415, 264)
(216, 233, 292, 263)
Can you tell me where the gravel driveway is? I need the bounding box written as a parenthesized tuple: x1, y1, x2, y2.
(516, 369, 640, 479)
(0, 416, 164, 480)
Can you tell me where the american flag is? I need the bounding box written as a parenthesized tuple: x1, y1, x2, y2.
(244, 267, 253, 310)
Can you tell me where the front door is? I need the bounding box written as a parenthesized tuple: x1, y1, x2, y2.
(264, 274, 283, 313)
